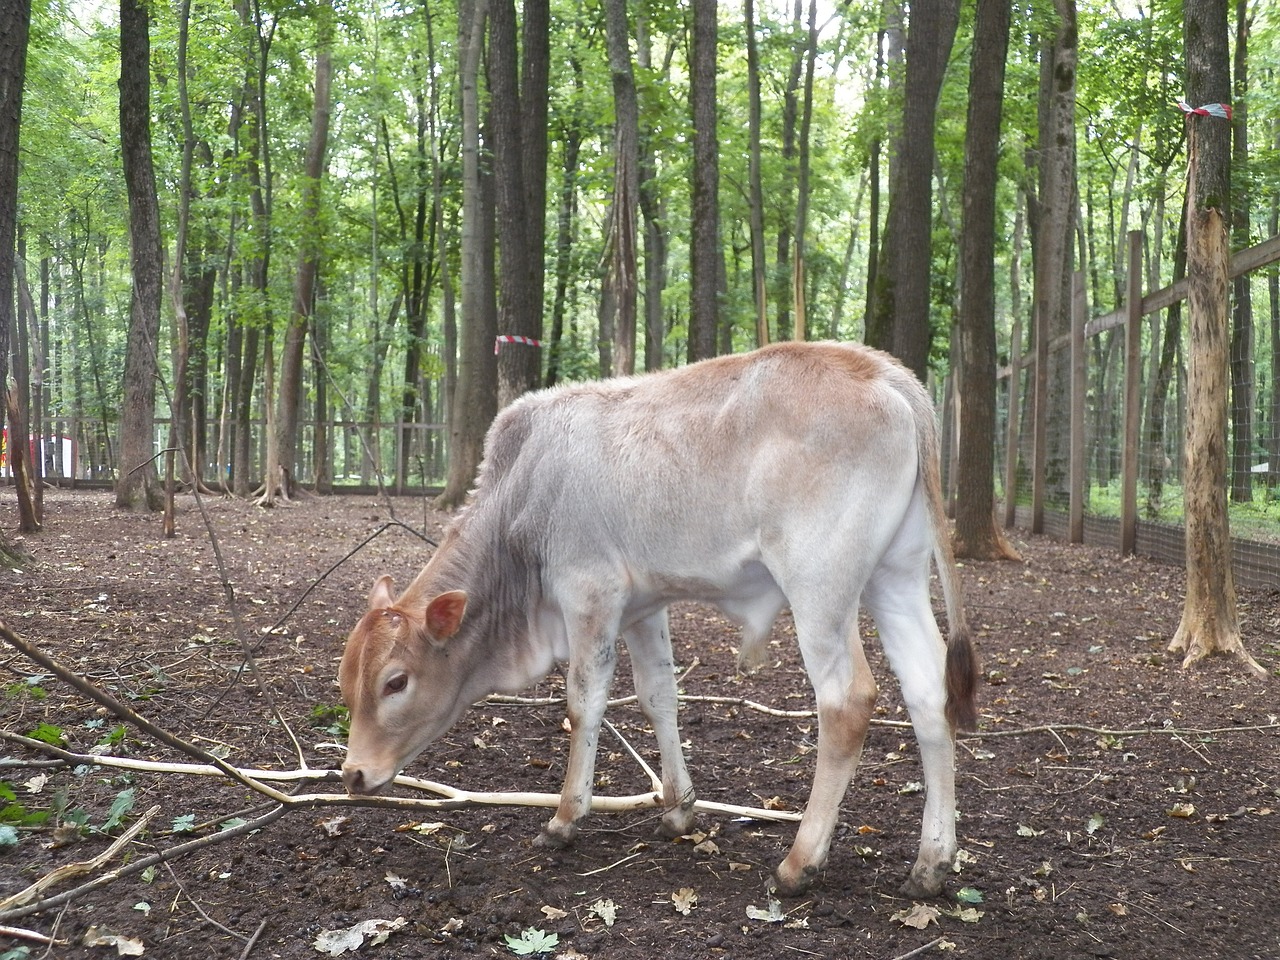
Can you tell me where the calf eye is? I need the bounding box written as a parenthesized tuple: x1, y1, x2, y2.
(384, 674, 408, 696)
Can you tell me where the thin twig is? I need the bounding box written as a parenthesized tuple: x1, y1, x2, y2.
(257, 518, 438, 646)
(604, 718, 662, 793)
(163, 862, 251, 943)
(887, 936, 945, 960)
(238, 919, 269, 960)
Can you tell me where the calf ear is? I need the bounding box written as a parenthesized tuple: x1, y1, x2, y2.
(368, 575, 396, 610)
(424, 590, 468, 642)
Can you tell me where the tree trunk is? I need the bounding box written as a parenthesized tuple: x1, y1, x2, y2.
(545, 57, 582, 389)
(1030, 0, 1078, 526)
(0, 0, 30, 553)
(744, 0, 769, 347)
(1228, 0, 1253, 503)
(437, 0, 497, 509)
(603, 0, 640, 377)
(953, 0, 1019, 562)
(1170, 0, 1262, 676)
(116, 0, 165, 512)
(868, 0, 959, 379)
(637, 14, 667, 372)
(687, 0, 720, 363)
(490, 0, 547, 408)
(271, 1, 333, 503)
(790, 0, 818, 342)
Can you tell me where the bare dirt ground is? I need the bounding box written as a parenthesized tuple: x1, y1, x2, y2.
(1, 488, 1278, 960)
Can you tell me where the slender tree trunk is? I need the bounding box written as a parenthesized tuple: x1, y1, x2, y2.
(637, 15, 667, 372)
(745, 0, 769, 347)
(1170, 0, 1261, 676)
(437, 0, 496, 509)
(168, 0, 194, 487)
(1145, 199, 1188, 516)
(953, 0, 1018, 561)
(790, 0, 818, 342)
(271, 1, 333, 503)
(687, 0, 720, 362)
(1228, 0, 1253, 502)
(603, 0, 640, 376)
(116, 0, 165, 512)
(545, 58, 583, 389)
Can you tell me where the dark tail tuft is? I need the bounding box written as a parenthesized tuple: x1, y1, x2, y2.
(944, 628, 979, 732)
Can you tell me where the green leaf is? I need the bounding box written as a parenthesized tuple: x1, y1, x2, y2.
(220, 817, 248, 832)
(0, 946, 33, 960)
(955, 886, 984, 904)
(26, 722, 65, 746)
(171, 813, 196, 834)
(101, 788, 136, 831)
(503, 927, 559, 956)
(1086, 813, 1106, 836)
(0, 824, 19, 848)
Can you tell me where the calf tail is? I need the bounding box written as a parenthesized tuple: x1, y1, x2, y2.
(905, 373, 980, 733)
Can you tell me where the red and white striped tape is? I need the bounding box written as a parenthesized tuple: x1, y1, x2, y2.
(1176, 99, 1232, 121)
(494, 335, 543, 355)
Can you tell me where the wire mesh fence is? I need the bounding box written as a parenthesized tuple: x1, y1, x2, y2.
(994, 232, 1280, 589)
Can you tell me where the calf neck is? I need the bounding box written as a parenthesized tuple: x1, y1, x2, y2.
(339, 341, 978, 898)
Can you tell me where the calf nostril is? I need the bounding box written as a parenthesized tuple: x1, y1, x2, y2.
(343, 766, 365, 793)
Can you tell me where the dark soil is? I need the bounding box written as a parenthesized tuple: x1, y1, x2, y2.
(1, 488, 1278, 960)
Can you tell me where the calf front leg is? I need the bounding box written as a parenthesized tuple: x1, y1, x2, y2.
(538, 622, 619, 848)
(623, 610, 696, 838)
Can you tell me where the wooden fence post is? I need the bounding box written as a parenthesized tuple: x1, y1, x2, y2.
(1120, 229, 1143, 555)
(1069, 270, 1086, 543)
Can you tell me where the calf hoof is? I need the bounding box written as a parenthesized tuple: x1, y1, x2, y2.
(899, 861, 949, 898)
(536, 819, 579, 850)
(656, 804, 697, 840)
(771, 861, 820, 897)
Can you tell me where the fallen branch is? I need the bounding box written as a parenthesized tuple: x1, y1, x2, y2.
(0, 924, 66, 948)
(0, 805, 160, 912)
(0, 731, 803, 826)
(0, 806, 290, 924)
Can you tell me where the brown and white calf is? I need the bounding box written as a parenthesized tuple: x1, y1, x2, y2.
(339, 341, 978, 898)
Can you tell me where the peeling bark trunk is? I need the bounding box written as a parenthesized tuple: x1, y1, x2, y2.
(1169, 0, 1261, 676)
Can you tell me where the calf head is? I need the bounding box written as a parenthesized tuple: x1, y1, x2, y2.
(339, 575, 470, 795)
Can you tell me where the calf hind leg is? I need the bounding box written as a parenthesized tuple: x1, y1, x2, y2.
(865, 584, 959, 897)
(774, 624, 878, 896)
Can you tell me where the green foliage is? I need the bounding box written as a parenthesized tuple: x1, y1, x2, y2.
(101, 788, 136, 832)
(25, 722, 65, 747)
(310, 703, 350, 737)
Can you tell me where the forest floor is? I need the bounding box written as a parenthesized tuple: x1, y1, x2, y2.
(1, 488, 1278, 960)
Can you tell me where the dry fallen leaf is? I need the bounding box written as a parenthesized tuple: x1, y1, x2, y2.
(890, 903, 940, 930)
(745, 899, 785, 923)
(317, 815, 351, 838)
(672, 887, 698, 915)
(590, 898, 618, 927)
(313, 917, 407, 956)
(540, 905, 568, 921)
(84, 926, 145, 956)
(1166, 803, 1196, 819)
